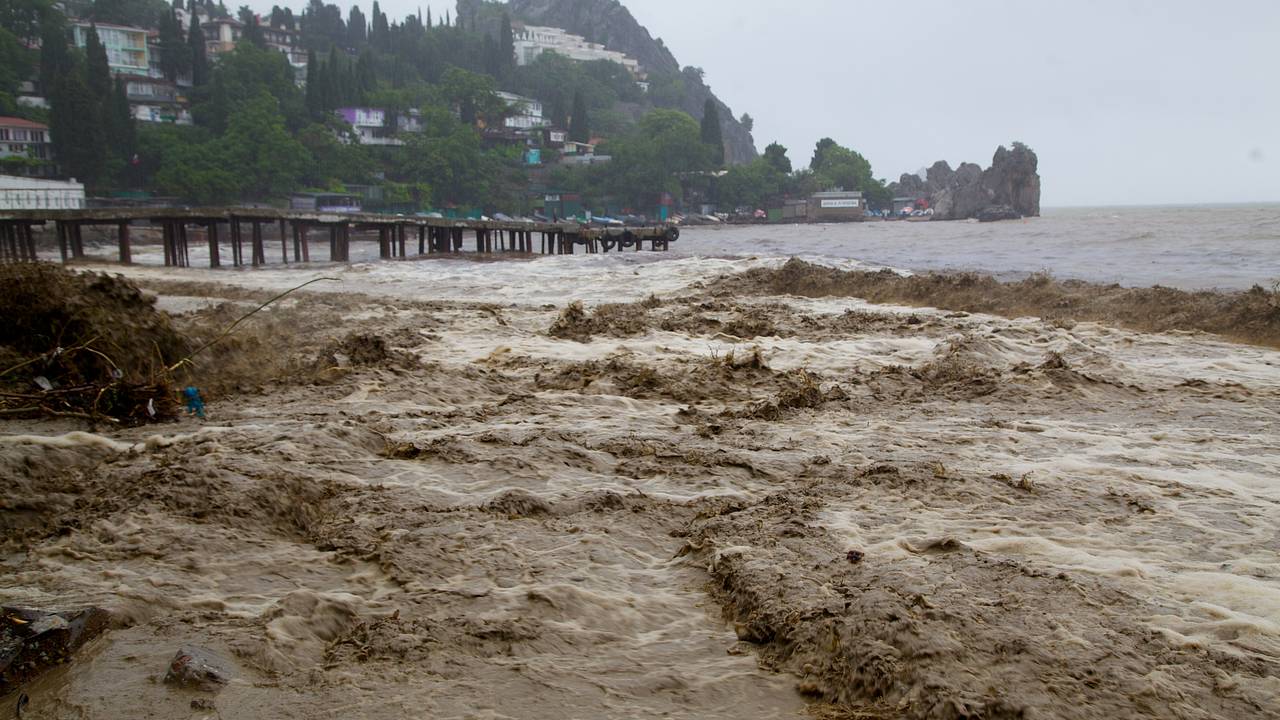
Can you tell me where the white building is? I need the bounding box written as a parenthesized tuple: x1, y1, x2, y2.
(0, 174, 85, 210)
(335, 107, 410, 146)
(494, 91, 546, 130)
(513, 25, 642, 77)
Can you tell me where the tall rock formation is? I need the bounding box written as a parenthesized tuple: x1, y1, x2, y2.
(460, 0, 758, 165)
(890, 143, 1041, 221)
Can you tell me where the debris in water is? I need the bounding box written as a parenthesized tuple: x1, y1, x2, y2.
(163, 646, 232, 691)
(0, 607, 110, 695)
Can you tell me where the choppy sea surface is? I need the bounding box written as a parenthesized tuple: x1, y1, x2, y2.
(675, 204, 1280, 290)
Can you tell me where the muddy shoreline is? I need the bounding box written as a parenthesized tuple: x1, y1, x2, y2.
(2, 262, 1279, 718)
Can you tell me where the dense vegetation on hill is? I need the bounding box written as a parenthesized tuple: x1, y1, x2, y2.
(0, 0, 892, 214)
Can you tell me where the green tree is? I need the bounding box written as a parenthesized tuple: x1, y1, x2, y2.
(157, 9, 189, 81)
(810, 137, 837, 171)
(394, 106, 487, 206)
(763, 142, 791, 174)
(304, 49, 320, 114)
(49, 59, 106, 186)
(219, 90, 309, 197)
(347, 5, 366, 46)
(108, 76, 135, 156)
(0, 27, 34, 114)
(498, 12, 514, 72)
(370, 0, 388, 44)
(193, 41, 306, 132)
(739, 112, 753, 132)
(238, 6, 265, 47)
(569, 89, 589, 143)
(441, 66, 503, 125)
(84, 24, 112, 105)
(38, 12, 69, 95)
(700, 98, 723, 166)
(188, 13, 209, 86)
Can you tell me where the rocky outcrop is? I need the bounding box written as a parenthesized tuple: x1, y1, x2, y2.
(462, 0, 758, 165)
(890, 143, 1041, 221)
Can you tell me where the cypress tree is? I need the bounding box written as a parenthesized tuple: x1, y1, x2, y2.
(304, 49, 320, 114)
(357, 49, 376, 99)
(482, 33, 498, 77)
(500, 13, 514, 70)
(569, 90, 589, 143)
(700, 99, 724, 166)
(239, 8, 265, 48)
(49, 61, 105, 186)
(347, 6, 366, 46)
(158, 9, 188, 81)
(426, 7, 431, 28)
(84, 24, 112, 105)
(188, 13, 209, 86)
(324, 47, 341, 108)
(109, 76, 135, 156)
(371, 1, 388, 44)
(38, 17, 70, 96)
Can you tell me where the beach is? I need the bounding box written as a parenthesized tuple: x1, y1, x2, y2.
(2, 214, 1280, 718)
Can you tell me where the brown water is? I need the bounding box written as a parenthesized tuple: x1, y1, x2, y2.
(2, 246, 1279, 718)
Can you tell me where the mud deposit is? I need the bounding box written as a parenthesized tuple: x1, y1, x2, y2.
(2, 259, 1279, 719)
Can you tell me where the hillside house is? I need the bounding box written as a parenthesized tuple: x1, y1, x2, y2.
(495, 91, 546, 130)
(0, 118, 55, 178)
(335, 106, 424, 144)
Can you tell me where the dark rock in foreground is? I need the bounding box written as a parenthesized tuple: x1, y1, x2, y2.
(1, 606, 110, 695)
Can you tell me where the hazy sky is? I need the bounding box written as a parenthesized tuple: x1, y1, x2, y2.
(258, 0, 1279, 206)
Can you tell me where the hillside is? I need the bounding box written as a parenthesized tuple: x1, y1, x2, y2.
(459, 0, 758, 164)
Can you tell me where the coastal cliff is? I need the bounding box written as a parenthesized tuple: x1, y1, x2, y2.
(459, 0, 759, 165)
(892, 143, 1041, 220)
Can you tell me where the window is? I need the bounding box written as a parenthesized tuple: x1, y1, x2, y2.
(11, 130, 25, 141)
(30, 131, 43, 142)
(0, 129, 9, 140)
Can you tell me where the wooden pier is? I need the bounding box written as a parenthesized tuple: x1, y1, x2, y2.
(0, 208, 679, 267)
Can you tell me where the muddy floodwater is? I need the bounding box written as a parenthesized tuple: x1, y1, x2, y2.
(2, 234, 1280, 718)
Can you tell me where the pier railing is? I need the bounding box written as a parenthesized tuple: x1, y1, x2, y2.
(0, 208, 678, 267)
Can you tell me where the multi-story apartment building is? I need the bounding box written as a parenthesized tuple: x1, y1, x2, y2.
(70, 21, 150, 75)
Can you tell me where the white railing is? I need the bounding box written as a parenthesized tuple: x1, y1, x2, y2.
(0, 189, 86, 210)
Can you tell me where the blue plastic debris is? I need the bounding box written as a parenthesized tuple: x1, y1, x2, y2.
(182, 387, 206, 418)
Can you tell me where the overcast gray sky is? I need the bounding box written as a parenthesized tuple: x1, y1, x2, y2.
(265, 0, 1279, 206)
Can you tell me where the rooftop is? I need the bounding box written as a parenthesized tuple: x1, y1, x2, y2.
(0, 116, 49, 130)
(70, 20, 149, 32)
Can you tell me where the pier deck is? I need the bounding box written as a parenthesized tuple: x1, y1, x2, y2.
(0, 208, 678, 267)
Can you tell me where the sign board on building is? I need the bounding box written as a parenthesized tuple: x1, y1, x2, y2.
(820, 199, 861, 209)
(545, 194, 561, 202)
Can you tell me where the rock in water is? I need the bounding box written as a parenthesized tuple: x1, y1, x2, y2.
(163, 646, 233, 691)
(889, 143, 1041, 221)
(1, 607, 110, 695)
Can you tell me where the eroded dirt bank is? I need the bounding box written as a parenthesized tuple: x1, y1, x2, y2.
(2, 263, 1279, 719)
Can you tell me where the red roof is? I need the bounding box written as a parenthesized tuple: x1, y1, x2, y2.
(0, 117, 49, 130)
